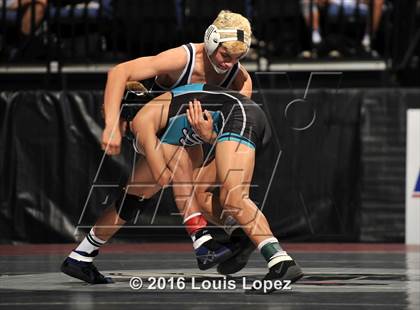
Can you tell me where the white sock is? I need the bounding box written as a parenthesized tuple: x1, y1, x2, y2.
(70, 228, 106, 262)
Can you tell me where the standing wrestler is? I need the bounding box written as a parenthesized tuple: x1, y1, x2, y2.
(62, 11, 255, 284)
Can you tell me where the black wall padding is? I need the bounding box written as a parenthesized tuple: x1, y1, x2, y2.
(253, 89, 361, 241)
(359, 89, 415, 242)
(0, 91, 133, 243)
(1, 89, 415, 243)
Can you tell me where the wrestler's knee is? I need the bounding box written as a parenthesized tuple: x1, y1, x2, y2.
(115, 191, 152, 222)
(126, 180, 161, 199)
(219, 185, 247, 216)
(168, 156, 193, 182)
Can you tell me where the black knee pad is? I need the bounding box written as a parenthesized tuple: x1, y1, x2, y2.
(115, 193, 149, 222)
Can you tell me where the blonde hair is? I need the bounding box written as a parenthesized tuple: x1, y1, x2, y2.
(125, 81, 148, 92)
(211, 10, 252, 55)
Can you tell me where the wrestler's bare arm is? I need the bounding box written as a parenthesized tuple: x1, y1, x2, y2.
(131, 99, 172, 187)
(232, 66, 253, 98)
(103, 47, 186, 125)
(101, 47, 187, 155)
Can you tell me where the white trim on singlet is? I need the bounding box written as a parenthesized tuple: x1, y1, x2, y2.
(153, 44, 192, 91)
(219, 62, 241, 88)
(154, 44, 239, 90)
(186, 43, 196, 84)
(173, 90, 246, 136)
(218, 110, 227, 133)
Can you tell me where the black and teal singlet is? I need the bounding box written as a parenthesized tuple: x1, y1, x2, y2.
(159, 84, 271, 150)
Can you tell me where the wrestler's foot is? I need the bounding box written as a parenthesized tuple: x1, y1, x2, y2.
(246, 257, 303, 294)
(195, 239, 236, 270)
(61, 251, 113, 284)
(217, 229, 256, 275)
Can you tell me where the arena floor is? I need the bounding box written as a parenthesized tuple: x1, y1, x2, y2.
(0, 243, 419, 309)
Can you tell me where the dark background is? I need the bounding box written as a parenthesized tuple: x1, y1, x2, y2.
(1, 87, 416, 243)
(1, 0, 420, 244)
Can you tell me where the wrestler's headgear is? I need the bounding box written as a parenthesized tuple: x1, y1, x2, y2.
(204, 24, 251, 74)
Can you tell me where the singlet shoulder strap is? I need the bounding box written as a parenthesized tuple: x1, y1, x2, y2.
(219, 62, 241, 89)
(152, 43, 195, 91)
(177, 43, 196, 86)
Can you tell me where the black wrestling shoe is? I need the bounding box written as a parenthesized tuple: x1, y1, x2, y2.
(217, 231, 256, 275)
(247, 258, 303, 294)
(61, 251, 113, 284)
(195, 239, 236, 270)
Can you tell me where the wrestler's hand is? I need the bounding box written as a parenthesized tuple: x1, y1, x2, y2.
(186, 99, 215, 143)
(101, 122, 122, 155)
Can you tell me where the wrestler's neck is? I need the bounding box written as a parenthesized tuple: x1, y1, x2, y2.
(196, 43, 230, 79)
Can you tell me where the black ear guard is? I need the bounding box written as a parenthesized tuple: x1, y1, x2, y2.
(237, 29, 245, 42)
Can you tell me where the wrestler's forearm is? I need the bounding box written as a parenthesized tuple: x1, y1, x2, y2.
(103, 65, 128, 126)
(142, 135, 172, 186)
